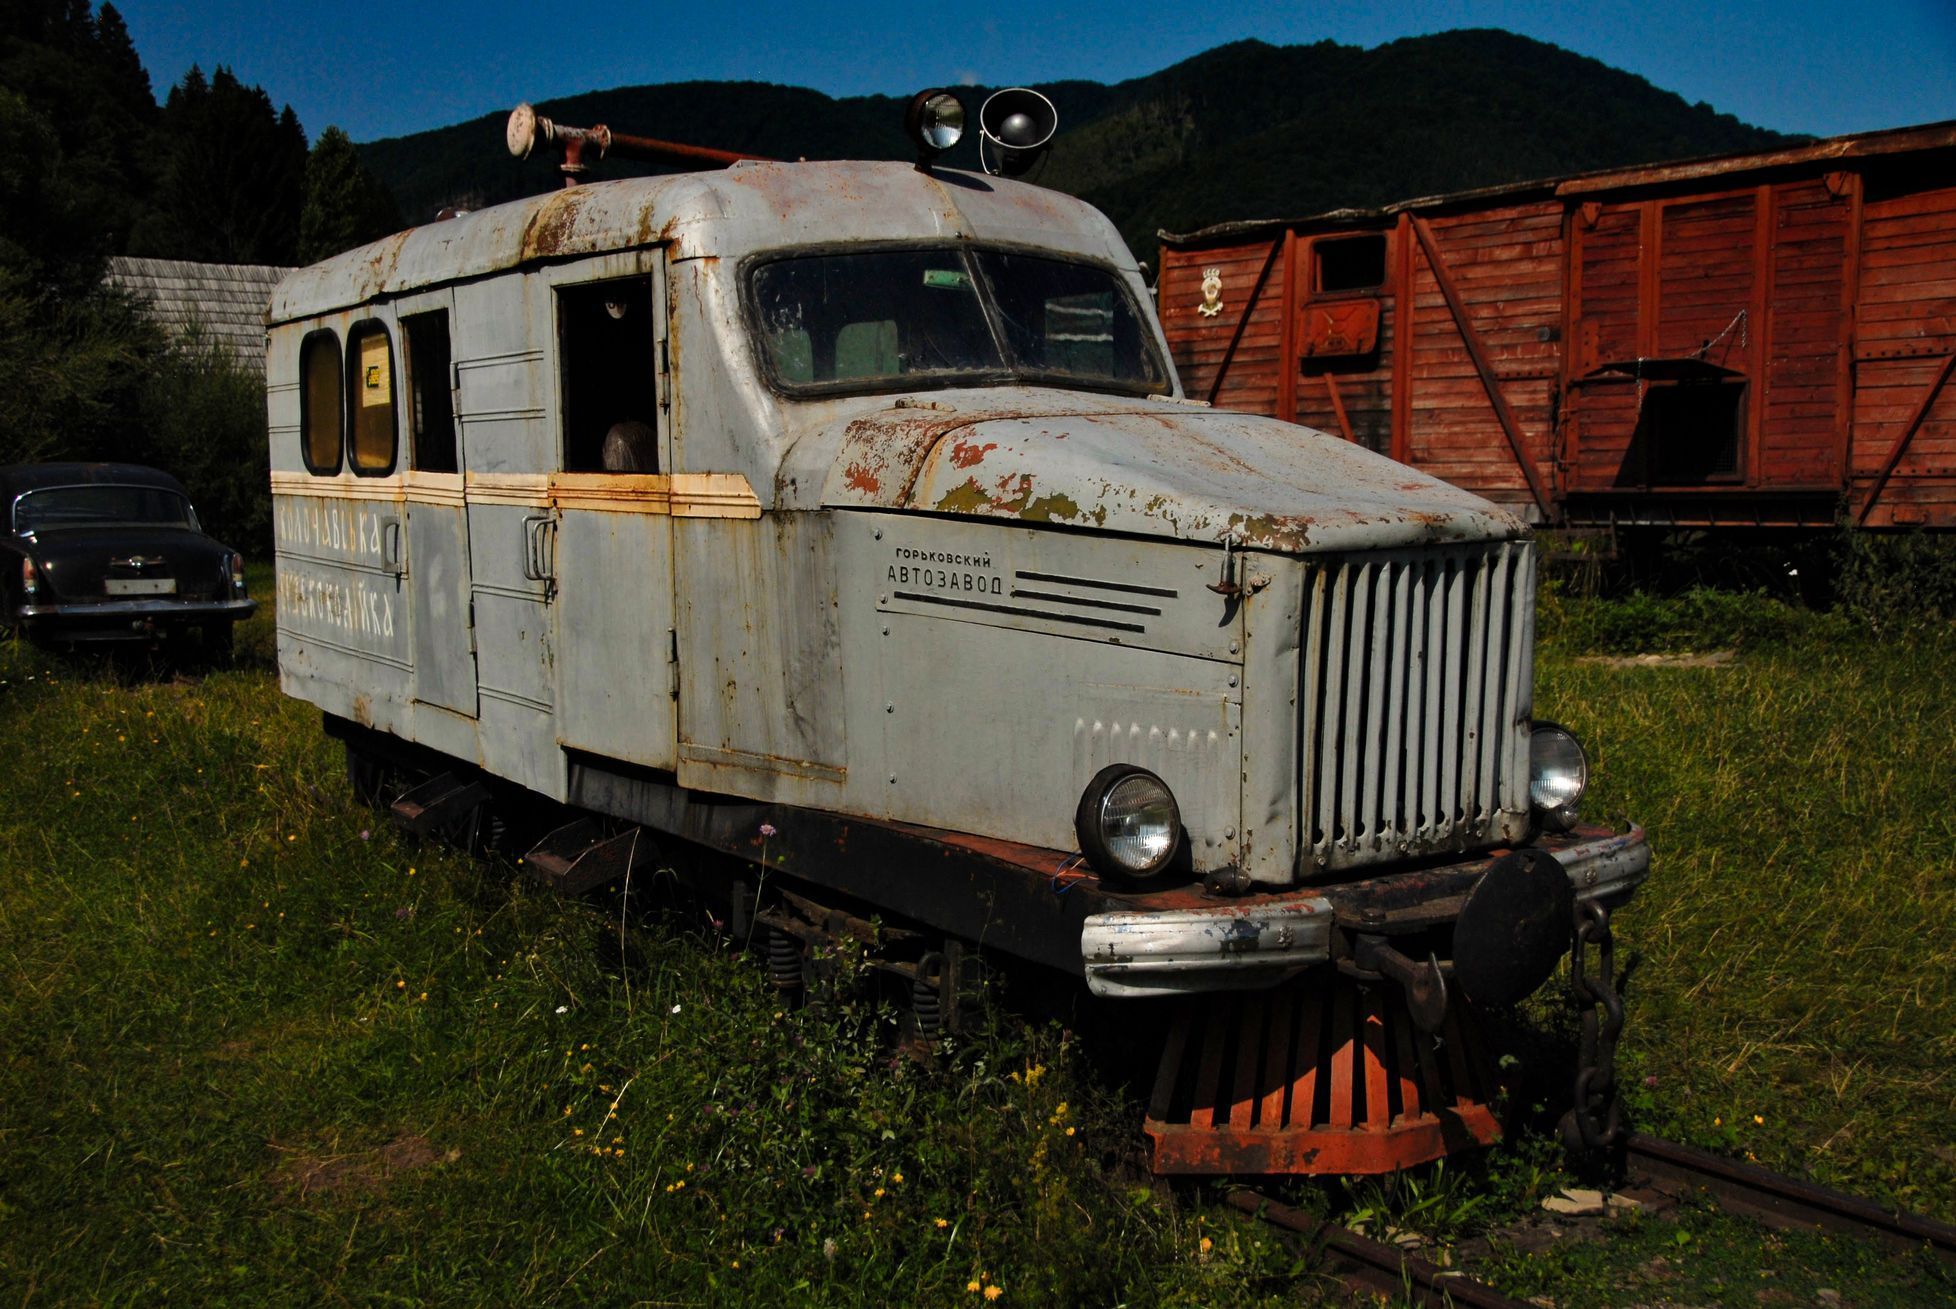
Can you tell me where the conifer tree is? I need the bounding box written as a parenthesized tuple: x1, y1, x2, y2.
(299, 126, 404, 263)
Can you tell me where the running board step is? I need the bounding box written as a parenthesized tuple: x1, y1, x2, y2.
(389, 772, 492, 835)
(522, 818, 654, 896)
(1145, 968, 1503, 1175)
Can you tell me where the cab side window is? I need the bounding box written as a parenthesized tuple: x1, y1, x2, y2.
(300, 330, 343, 475)
(346, 321, 398, 475)
(558, 277, 658, 473)
(403, 311, 458, 473)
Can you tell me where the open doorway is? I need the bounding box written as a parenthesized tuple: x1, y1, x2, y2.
(558, 277, 658, 472)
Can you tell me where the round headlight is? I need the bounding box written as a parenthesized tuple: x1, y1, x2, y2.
(1529, 720, 1588, 831)
(1075, 764, 1181, 880)
(904, 89, 966, 162)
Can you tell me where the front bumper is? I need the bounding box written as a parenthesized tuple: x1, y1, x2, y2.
(1081, 824, 1649, 998)
(18, 596, 257, 640)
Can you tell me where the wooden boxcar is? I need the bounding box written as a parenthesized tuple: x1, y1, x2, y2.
(1157, 120, 1956, 530)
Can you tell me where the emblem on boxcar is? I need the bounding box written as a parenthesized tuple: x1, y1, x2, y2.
(1197, 267, 1223, 318)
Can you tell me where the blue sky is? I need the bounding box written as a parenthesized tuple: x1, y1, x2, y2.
(115, 0, 1956, 144)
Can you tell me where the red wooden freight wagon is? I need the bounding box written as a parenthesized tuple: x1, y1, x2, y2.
(1157, 120, 1956, 531)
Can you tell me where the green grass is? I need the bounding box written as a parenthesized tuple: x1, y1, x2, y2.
(2, 575, 1953, 1305)
(0, 585, 1309, 1306)
(1537, 593, 1956, 1218)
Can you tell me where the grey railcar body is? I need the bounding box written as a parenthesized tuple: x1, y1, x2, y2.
(267, 160, 1647, 999)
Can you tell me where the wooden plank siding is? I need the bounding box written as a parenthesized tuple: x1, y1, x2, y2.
(1851, 174, 1956, 525)
(1158, 132, 1956, 529)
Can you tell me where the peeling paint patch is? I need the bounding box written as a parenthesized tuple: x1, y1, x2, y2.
(933, 479, 996, 514)
(948, 439, 996, 468)
(1019, 492, 1084, 524)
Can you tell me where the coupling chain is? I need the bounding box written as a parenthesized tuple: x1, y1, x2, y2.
(1562, 896, 1624, 1154)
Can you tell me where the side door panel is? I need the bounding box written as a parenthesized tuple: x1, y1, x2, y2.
(395, 290, 479, 719)
(550, 257, 679, 769)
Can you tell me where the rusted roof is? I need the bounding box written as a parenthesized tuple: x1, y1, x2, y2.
(1161, 118, 1956, 248)
(105, 257, 292, 372)
(271, 161, 1138, 324)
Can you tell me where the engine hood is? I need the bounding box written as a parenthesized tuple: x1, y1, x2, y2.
(815, 390, 1525, 554)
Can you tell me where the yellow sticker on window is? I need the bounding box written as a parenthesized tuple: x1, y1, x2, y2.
(359, 334, 391, 408)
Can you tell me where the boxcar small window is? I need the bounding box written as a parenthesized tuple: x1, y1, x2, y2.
(1641, 380, 1746, 484)
(346, 321, 398, 475)
(559, 277, 658, 472)
(1314, 235, 1387, 295)
(403, 311, 457, 473)
(300, 330, 343, 475)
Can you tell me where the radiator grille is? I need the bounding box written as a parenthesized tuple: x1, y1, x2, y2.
(1298, 540, 1535, 872)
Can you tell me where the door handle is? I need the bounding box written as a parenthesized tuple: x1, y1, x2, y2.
(383, 519, 404, 576)
(521, 514, 556, 596)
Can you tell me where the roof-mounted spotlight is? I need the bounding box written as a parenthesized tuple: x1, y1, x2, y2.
(904, 89, 966, 170)
(979, 87, 1057, 177)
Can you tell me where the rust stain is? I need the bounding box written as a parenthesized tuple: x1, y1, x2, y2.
(521, 187, 593, 261)
(948, 438, 996, 468)
(842, 462, 880, 494)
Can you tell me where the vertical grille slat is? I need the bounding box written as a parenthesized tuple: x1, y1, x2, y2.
(1504, 545, 1538, 815)
(1420, 560, 1444, 838)
(1314, 565, 1351, 857)
(1296, 541, 1536, 875)
(1475, 545, 1515, 826)
(1379, 561, 1410, 850)
(1459, 554, 1491, 830)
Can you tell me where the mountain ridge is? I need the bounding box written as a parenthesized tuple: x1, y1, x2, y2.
(357, 30, 1796, 261)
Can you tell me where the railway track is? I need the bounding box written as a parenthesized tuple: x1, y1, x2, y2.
(1226, 1134, 1956, 1307)
(1624, 1133, 1956, 1262)
(1225, 1188, 1530, 1308)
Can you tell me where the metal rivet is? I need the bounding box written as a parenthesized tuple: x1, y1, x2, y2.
(885, 702, 895, 713)
(881, 626, 890, 636)
(888, 774, 897, 784)
(1227, 675, 1238, 687)
(878, 594, 886, 604)
(873, 528, 883, 540)
(1228, 640, 1239, 654)
(1224, 827, 1236, 840)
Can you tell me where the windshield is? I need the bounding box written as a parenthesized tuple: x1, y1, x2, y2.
(749, 247, 1168, 397)
(13, 485, 197, 534)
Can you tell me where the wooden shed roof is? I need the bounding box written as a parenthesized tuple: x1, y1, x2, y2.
(105, 257, 293, 372)
(1161, 118, 1956, 249)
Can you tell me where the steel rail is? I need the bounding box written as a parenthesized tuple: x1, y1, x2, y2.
(1226, 1189, 1533, 1309)
(1626, 1133, 1956, 1263)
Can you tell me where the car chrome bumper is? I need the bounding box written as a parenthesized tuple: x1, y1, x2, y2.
(18, 596, 256, 634)
(1080, 824, 1650, 999)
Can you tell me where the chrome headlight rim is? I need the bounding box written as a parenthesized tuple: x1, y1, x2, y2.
(1074, 763, 1182, 881)
(1529, 719, 1588, 833)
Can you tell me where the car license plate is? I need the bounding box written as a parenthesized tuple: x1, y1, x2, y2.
(105, 577, 176, 596)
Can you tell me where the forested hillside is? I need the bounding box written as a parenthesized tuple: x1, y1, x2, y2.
(360, 30, 1793, 260)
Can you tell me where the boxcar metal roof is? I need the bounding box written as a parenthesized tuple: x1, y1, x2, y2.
(1161, 117, 1956, 249)
(271, 161, 1136, 324)
(1, 462, 187, 497)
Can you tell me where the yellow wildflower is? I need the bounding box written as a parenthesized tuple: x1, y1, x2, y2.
(984, 1288, 1002, 1302)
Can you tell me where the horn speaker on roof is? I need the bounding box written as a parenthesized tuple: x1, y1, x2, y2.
(978, 88, 1057, 177)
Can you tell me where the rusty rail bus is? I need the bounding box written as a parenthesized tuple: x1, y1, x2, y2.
(266, 91, 1651, 1175)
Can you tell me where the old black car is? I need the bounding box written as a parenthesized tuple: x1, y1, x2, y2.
(2, 462, 256, 651)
